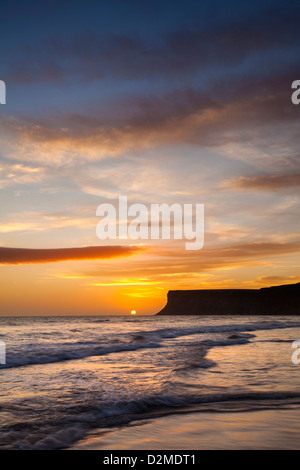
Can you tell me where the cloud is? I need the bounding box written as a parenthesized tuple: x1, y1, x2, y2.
(0, 245, 144, 265)
(154, 240, 300, 270)
(1, 90, 299, 166)
(44, 239, 300, 295)
(223, 173, 300, 191)
(254, 275, 300, 285)
(0, 212, 97, 234)
(68, 239, 300, 281)
(4, 4, 299, 85)
(0, 163, 46, 189)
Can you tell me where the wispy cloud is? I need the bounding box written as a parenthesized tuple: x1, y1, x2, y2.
(0, 212, 97, 233)
(61, 240, 300, 281)
(1, 92, 298, 166)
(223, 173, 300, 191)
(0, 245, 144, 265)
(0, 163, 46, 188)
(254, 275, 300, 285)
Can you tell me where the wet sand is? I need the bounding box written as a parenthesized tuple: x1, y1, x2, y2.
(71, 407, 300, 450)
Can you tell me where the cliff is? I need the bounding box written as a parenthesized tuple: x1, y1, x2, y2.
(156, 282, 300, 315)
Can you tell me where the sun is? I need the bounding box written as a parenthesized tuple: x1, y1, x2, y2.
(130, 310, 137, 315)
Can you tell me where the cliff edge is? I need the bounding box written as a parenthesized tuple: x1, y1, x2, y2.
(156, 282, 300, 315)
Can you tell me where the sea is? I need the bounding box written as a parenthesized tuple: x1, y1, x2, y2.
(1, 315, 300, 449)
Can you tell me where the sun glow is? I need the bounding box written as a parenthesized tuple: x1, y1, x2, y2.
(130, 310, 136, 315)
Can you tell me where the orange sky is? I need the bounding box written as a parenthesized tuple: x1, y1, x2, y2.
(1, 238, 300, 315)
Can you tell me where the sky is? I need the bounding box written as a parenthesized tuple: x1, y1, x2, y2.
(0, 0, 299, 315)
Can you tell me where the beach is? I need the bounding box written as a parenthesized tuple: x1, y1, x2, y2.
(71, 407, 300, 450)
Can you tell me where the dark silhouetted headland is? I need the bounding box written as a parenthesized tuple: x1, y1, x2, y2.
(156, 283, 300, 315)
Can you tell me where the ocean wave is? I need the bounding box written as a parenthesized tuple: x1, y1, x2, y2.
(0, 330, 255, 370)
(1, 319, 300, 370)
(0, 340, 161, 369)
(2, 390, 300, 450)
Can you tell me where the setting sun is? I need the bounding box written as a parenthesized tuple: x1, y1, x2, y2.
(130, 310, 137, 315)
